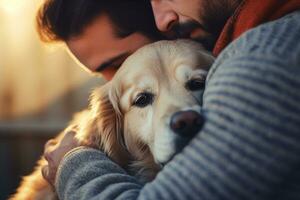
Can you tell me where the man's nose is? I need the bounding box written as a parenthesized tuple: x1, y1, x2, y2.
(151, 1, 178, 32)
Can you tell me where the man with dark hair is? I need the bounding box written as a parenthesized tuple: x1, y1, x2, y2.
(36, 0, 163, 80)
(41, 0, 300, 199)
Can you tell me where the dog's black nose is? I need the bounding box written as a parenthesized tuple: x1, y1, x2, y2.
(170, 110, 204, 137)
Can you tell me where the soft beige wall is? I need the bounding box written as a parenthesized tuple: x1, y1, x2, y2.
(0, 0, 104, 120)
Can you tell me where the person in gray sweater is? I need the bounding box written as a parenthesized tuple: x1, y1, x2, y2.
(41, 0, 300, 199)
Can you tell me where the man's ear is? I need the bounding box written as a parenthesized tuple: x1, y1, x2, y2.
(86, 82, 130, 167)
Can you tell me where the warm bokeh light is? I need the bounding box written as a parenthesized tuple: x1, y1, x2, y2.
(0, 0, 103, 120)
(0, 1, 104, 199)
(0, 0, 27, 14)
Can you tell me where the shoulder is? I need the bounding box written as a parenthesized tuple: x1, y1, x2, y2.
(227, 10, 300, 57)
(207, 10, 300, 83)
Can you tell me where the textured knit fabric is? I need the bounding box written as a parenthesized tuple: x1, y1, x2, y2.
(55, 11, 300, 200)
(213, 0, 300, 56)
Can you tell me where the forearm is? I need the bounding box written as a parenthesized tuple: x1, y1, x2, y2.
(55, 147, 143, 200)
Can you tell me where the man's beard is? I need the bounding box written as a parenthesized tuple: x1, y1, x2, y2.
(170, 0, 242, 51)
(169, 21, 216, 51)
(201, 0, 242, 37)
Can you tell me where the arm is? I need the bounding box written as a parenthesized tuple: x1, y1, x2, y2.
(55, 148, 143, 200)
(55, 12, 300, 200)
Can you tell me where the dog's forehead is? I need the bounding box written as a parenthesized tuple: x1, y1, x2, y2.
(114, 46, 160, 86)
(113, 40, 213, 89)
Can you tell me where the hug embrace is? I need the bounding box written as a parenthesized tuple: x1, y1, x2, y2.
(11, 0, 300, 200)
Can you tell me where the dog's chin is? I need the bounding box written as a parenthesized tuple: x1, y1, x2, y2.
(157, 136, 194, 168)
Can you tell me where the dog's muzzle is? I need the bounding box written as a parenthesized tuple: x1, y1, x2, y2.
(157, 110, 204, 166)
(170, 110, 204, 138)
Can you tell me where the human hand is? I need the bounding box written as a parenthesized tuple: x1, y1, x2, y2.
(41, 130, 80, 187)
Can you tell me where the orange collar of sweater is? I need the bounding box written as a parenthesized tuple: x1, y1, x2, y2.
(213, 0, 300, 56)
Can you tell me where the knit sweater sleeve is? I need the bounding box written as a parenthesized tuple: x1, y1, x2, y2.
(55, 11, 300, 200)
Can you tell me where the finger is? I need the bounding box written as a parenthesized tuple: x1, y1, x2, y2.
(41, 165, 55, 187)
(41, 165, 49, 180)
(65, 125, 78, 132)
(44, 139, 57, 151)
(61, 130, 79, 146)
(63, 130, 77, 141)
(44, 150, 53, 162)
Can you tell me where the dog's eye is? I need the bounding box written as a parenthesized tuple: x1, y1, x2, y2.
(186, 77, 205, 91)
(133, 92, 154, 108)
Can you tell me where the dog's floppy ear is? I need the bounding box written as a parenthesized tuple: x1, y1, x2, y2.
(79, 82, 130, 167)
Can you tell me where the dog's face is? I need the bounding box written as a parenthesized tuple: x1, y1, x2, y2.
(109, 40, 214, 167)
(78, 40, 214, 180)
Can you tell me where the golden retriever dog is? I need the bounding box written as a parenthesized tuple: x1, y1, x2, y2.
(10, 40, 214, 200)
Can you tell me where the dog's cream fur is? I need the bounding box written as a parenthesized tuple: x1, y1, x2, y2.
(10, 40, 214, 200)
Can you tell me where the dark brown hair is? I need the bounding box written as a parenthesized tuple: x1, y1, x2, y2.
(36, 0, 163, 42)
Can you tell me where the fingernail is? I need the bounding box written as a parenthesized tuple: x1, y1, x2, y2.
(44, 139, 56, 149)
(41, 166, 48, 178)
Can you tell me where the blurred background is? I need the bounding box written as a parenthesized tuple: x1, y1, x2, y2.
(0, 0, 104, 199)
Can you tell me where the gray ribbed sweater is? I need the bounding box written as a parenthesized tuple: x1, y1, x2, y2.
(55, 11, 300, 200)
